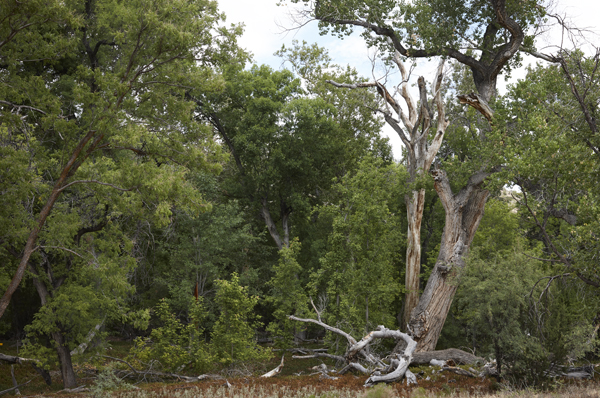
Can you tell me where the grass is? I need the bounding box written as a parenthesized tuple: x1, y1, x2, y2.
(1, 339, 598, 397)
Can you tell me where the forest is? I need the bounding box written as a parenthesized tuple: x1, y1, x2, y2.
(0, 0, 599, 396)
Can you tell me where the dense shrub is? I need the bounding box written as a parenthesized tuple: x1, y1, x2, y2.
(131, 273, 271, 373)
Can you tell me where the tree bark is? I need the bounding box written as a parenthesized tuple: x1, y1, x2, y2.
(53, 331, 78, 389)
(407, 169, 490, 352)
(261, 196, 291, 250)
(329, 59, 448, 330)
(411, 348, 484, 365)
(403, 189, 426, 328)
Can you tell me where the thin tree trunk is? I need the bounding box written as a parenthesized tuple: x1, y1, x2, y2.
(403, 188, 426, 328)
(0, 130, 98, 319)
(260, 196, 292, 250)
(261, 197, 284, 250)
(408, 169, 490, 352)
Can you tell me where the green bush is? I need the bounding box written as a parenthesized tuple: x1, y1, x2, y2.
(211, 273, 271, 365)
(131, 298, 212, 373)
(454, 247, 550, 384)
(131, 273, 271, 373)
(265, 239, 309, 348)
(89, 362, 133, 398)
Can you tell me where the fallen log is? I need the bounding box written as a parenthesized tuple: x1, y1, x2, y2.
(291, 352, 345, 362)
(10, 365, 20, 395)
(0, 352, 52, 386)
(411, 348, 484, 365)
(0, 379, 31, 396)
(565, 371, 592, 379)
(339, 362, 370, 375)
(441, 366, 478, 378)
(100, 355, 221, 383)
(0, 353, 39, 364)
(289, 310, 417, 386)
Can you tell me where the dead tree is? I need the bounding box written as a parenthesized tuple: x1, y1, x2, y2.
(287, 299, 484, 385)
(327, 56, 449, 328)
(288, 312, 418, 386)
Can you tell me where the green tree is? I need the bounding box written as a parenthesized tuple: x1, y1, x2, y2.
(454, 247, 548, 382)
(283, 0, 550, 352)
(0, 0, 242, 387)
(130, 171, 263, 317)
(312, 157, 405, 339)
(503, 54, 600, 290)
(211, 273, 271, 366)
(198, 63, 385, 252)
(266, 239, 310, 347)
(288, 0, 544, 103)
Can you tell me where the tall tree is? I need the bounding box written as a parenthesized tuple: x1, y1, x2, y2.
(503, 53, 600, 289)
(198, 63, 385, 251)
(286, 0, 545, 351)
(326, 57, 448, 329)
(289, 0, 543, 104)
(0, 0, 242, 387)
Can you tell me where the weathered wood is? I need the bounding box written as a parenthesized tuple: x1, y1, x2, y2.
(407, 169, 490, 352)
(0, 353, 37, 364)
(260, 355, 284, 378)
(405, 369, 418, 385)
(442, 366, 478, 377)
(71, 322, 103, 356)
(289, 316, 418, 385)
(328, 59, 449, 330)
(10, 365, 20, 395)
(339, 362, 370, 375)
(291, 353, 346, 362)
(457, 92, 494, 121)
(411, 348, 484, 365)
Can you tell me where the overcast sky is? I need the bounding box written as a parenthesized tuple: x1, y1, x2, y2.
(218, 0, 600, 159)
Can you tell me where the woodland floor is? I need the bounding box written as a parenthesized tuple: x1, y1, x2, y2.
(1, 339, 598, 397)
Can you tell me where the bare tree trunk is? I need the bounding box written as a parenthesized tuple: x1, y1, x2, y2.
(329, 59, 448, 330)
(403, 189, 426, 328)
(261, 197, 284, 250)
(261, 196, 291, 250)
(408, 169, 490, 352)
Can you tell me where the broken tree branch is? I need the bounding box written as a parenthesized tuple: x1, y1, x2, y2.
(457, 92, 494, 121)
(289, 314, 418, 386)
(261, 355, 285, 378)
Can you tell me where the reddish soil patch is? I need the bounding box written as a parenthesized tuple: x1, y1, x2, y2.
(109, 372, 495, 398)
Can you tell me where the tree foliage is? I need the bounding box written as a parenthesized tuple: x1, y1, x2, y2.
(311, 157, 406, 338)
